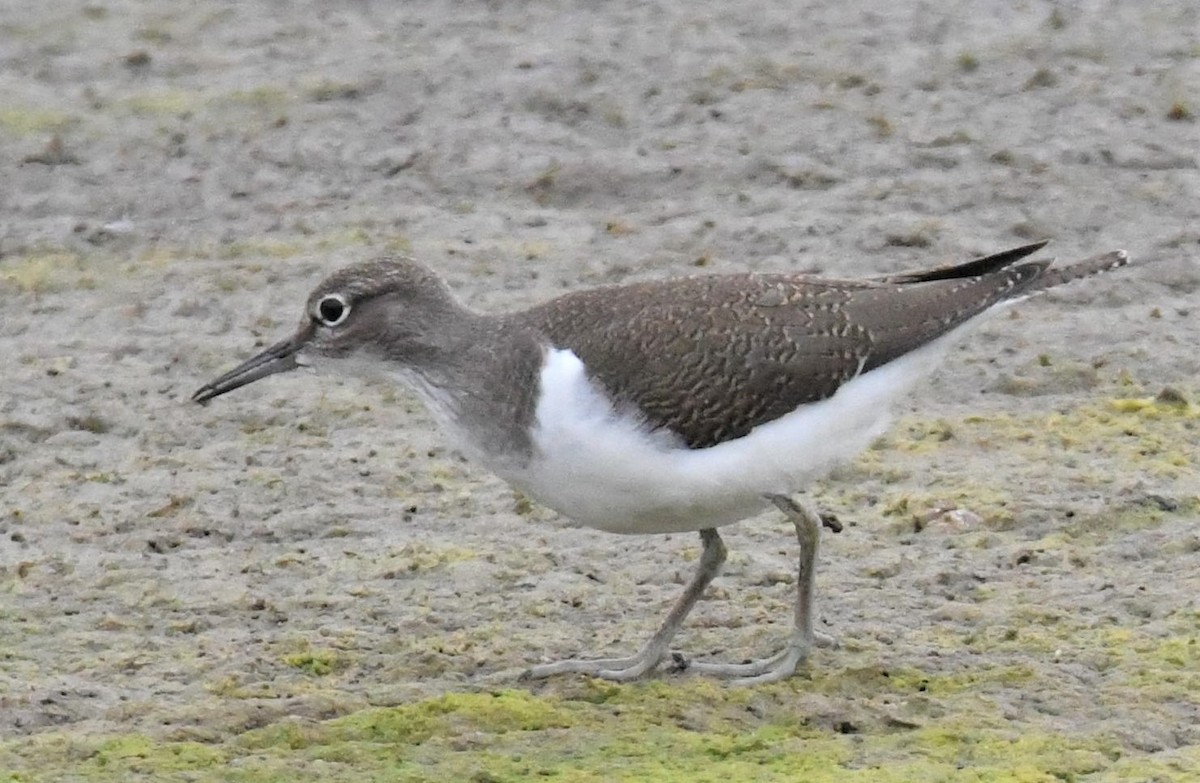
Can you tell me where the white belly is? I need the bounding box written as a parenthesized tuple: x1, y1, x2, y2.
(500, 339, 955, 535)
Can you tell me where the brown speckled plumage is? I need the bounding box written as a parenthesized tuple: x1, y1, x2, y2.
(195, 241, 1128, 456)
(517, 241, 1125, 448)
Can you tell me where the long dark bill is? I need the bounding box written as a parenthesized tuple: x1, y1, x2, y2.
(192, 335, 305, 404)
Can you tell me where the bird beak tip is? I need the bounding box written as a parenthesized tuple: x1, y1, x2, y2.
(191, 332, 309, 406)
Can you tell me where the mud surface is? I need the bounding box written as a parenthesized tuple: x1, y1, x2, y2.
(1, 1, 1198, 779)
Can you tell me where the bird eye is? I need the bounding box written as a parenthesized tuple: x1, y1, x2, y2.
(316, 294, 350, 327)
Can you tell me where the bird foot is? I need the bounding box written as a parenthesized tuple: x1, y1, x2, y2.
(670, 630, 837, 686)
(522, 649, 666, 682)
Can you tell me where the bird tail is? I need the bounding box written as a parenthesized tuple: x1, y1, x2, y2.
(1026, 249, 1130, 293)
(879, 242, 1129, 294)
(879, 241, 1049, 284)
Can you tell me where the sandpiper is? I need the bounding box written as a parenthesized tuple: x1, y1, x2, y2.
(193, 240, 1127, 684)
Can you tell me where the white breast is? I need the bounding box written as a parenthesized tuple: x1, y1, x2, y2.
(502, 338, 956, 535)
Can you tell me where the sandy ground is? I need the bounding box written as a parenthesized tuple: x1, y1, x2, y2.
(1, 0, 1199, 780)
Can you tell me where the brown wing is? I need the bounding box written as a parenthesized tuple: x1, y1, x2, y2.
(518, 255, 1056, 449)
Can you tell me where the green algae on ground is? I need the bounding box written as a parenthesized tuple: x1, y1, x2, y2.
(981, 397, 1199, 479)
(858, 392, 1199, 531)
(122, 89, 202, 116)
(4, 601, 1199, 780)
(281, 648, 351, 677)
(879, 392, 1198, 464)
(90, 736, 227, 773)
(1, 251, 91, 293)
(0, 106, 73, 136)
(2, 679, 1180, 782)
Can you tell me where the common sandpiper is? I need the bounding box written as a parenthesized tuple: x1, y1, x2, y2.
(193, 240, 1128, 684)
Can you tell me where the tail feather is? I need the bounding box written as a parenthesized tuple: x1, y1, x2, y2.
(1027, 249, 1130, 293)
(878, 243, 1129, 294)
(878, 241, 1050, 283)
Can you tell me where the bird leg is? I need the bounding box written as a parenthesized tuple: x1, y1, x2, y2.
(523, 528, 727, 682)
(680, 493, 833, 685)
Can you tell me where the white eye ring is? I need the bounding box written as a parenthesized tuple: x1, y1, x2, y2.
(315, 293, 350, 327)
